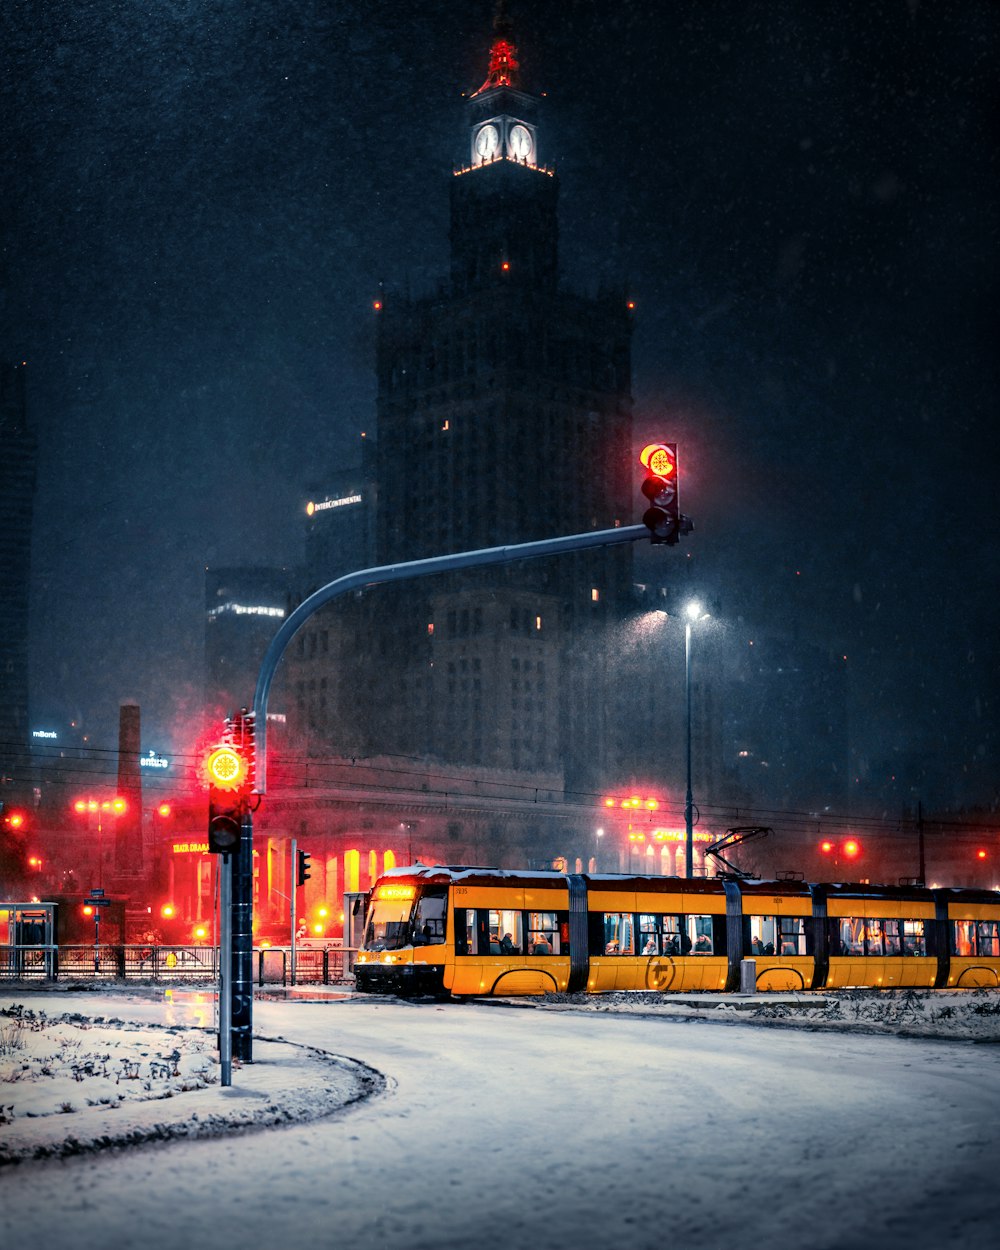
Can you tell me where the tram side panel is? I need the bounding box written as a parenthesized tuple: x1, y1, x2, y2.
(450, 879, 571, 997)
(585, 879, 729, 994)
(821, 891, 938, 990)
(941, 891, 1000, 989)
(736, 881, 816, 992)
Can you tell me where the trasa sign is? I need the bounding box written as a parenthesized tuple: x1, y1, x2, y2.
(204, 745, 248, 791)
(639, 443, 676, 478)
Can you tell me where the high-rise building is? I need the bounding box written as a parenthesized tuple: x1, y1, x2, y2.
(298, 12, 636, 794)
(302, 451, 376, 592)
(205, 567, 296, 721)
(0, 362, 36, 800)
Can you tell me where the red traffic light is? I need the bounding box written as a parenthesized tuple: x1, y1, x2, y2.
(843, 839, 861, 858)
(820, 840, 834, 854)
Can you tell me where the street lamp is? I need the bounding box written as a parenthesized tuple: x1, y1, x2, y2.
(683, 601, 710, 879)
(72, 796, 127, 888)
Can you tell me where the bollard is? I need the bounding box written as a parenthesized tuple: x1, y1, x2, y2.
(740, 958, 757, 994)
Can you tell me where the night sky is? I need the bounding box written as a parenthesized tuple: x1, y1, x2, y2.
(4, 1, 997, 809)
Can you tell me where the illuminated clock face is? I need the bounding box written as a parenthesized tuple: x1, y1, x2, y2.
(475, 124, 500, 158)
(508, 123, 532, 160)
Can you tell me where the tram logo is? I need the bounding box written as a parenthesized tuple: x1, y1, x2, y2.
(645, 955, 676, 992)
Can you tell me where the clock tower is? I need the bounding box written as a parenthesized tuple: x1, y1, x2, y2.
(450, 9, 558, 295)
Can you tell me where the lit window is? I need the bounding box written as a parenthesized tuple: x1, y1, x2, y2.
(591, 588, 600, 602)
(535, 615, 542, 631)
(427, 622, 434, 635)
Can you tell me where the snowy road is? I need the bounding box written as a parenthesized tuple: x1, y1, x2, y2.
(2, 994, 997, 1250)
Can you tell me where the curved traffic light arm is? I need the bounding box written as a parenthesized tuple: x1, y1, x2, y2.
(252, 524, 648, 794)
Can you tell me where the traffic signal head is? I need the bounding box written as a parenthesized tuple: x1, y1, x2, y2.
(297, 850, 312, 887)
(205, 743, 249, 855)
(639, 443, 680, 544)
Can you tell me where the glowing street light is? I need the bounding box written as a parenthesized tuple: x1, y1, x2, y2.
(71, 796, 127, 888)
(683, 601, 710, 879)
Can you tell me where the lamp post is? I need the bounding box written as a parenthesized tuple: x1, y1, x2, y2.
(72, 796, 127, 888)
(683, 602, 709, 879)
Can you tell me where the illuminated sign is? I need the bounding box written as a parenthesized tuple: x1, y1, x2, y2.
(207, 603, 286, 619)
(32, 730, 58, 740)
(373, 884, 416, 901)
(140, 750, 169, 770)
(173, 842, 210, 855)
(306, 494, 362, 516)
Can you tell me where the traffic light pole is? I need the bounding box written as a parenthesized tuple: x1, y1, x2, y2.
(219, 851, 232, 1085)
(226, 522, 655, 1062)
(230, 809, 254, 1062)
(290, 837, 297, 987)
(252, 524, 649, 794)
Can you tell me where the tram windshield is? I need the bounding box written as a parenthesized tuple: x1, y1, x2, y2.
(364, 883, 447, 951)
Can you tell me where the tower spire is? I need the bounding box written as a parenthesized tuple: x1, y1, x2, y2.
(473, 0, 520, 95)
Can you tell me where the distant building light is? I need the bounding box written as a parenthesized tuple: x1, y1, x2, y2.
(207, 603, 286, 620)
(266, 712, 287, 724)
(32, 730, 58, 739)
(140, 751, 170, 770)
(306, 494, 363, 516)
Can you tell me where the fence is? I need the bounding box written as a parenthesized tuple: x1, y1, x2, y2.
(1, 943, 352, 985)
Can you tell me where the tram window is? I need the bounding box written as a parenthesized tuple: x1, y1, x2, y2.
(527, 911, 558, 954)
(883, 919, 902, 956)
(639, 913, 660, 955)
(455, 908, 478, 956)
(490, 910, 523, 954)
(364, 896, 415, 952)
(602, 913, 634, 955)
(747, 916, 777, 956)
(978, 921, 999, 957)
(413, 890, 447, 944)
(661, 915, 682, 956)
(902, 919, 926, 956)
(687, 915, 714, 954)
(778, 917, 807, 956)
(952, 921, 974, 957)
(839, 919, 863, 955)
(863, 922, 884, 957)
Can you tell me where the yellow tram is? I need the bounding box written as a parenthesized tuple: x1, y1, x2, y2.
(353, 866, 1000, 998)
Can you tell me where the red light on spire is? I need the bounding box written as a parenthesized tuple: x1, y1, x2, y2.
(473, 5, 520, 95)
(977, 849, 988, 860)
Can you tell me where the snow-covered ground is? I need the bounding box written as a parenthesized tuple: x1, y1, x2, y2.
(0, 990, 380, 1165)
(2, 985, 997, 1164)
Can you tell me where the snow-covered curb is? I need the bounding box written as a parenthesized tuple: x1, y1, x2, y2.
(524, 986, 1000, 1041)
(0, 1004, 384, 1167)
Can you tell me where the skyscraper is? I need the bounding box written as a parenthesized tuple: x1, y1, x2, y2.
(0, 362, 36, 799)
(348, 11, 636, 791)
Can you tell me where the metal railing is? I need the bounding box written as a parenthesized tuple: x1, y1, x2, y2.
(0, 943, 356, 984)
